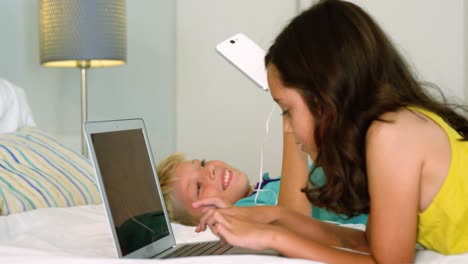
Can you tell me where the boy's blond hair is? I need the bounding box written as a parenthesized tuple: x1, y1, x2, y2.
(156, 153, 196, 226)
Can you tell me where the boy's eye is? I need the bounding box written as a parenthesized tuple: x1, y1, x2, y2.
(196, 183, 201, 196)
(200, 159, 206, 168)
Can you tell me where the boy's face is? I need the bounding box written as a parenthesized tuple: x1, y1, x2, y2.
(171, 159, 251, 222)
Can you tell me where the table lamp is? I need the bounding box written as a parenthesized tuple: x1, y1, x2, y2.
(39, 0, 127, 156)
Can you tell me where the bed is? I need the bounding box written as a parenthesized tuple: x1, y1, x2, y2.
(0, 79, 467, 263)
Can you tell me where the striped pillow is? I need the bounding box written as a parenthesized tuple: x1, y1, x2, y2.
(0, 127, 101, 215)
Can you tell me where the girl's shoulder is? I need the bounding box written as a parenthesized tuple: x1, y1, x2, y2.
(365, 107, 449, 177)
(366, 108, 433, 146)
(365, 107, 445, 170)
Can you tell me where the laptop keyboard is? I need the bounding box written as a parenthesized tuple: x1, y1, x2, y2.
(162, 241, 233, 258)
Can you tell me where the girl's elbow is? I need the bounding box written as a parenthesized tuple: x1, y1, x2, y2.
(371, 251, 414, 264)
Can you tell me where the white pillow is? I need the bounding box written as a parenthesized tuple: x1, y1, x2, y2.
(0, 79, 36, 133)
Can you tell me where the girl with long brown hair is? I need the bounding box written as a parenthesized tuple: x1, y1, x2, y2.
(194, 1, 468, 262)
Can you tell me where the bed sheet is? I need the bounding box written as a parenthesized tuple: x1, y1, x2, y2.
(0, 204, 318, 264)
(0, 204, 467, 263)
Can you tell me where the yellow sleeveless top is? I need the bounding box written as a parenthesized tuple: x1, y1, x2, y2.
(408, 107, 468, 254)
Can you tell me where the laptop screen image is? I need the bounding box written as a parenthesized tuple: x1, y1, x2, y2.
(90, 128, 170, 257)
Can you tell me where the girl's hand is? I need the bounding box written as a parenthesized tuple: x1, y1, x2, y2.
(207, 211, 280, 251)
(192, 197, 232, 210)
(193, 201, 283, 232)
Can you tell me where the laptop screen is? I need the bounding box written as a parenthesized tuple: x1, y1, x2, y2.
(91, 128, 170, 256)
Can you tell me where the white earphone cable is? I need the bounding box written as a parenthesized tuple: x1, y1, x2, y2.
(254, 103, 278, 205)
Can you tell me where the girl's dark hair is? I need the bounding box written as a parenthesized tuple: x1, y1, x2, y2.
(265, 0, 468, 217)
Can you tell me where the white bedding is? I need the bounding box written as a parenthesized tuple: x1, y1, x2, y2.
(0, 79, 36, 133)
(0, 205, 467, 264)
(0, 204, 317, 264)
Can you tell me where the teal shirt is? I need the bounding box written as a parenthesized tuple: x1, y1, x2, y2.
(235, 170, 368, 225)
(235, 173, 280, 207)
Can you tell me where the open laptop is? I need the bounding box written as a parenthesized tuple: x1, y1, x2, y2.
(84, 118, 279, 259)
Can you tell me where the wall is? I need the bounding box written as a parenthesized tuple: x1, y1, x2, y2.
(176, 0, 466, 183)
(0, 0, 62, 132)
(176, 0, 295, 181)
(0, 0, 176, 162)
(466, 0, 468, 105)
(1, 0, 466, 184)
(352, 0, 465, 102)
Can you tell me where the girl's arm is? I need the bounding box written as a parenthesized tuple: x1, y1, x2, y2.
(363, 112, 424, 263)
(269, 226, 374, 263)
(197, 203, 370, 253)
(278, 132, 311, 216)
(211, 210, 374, 263)
(273, 206, 370, 253)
